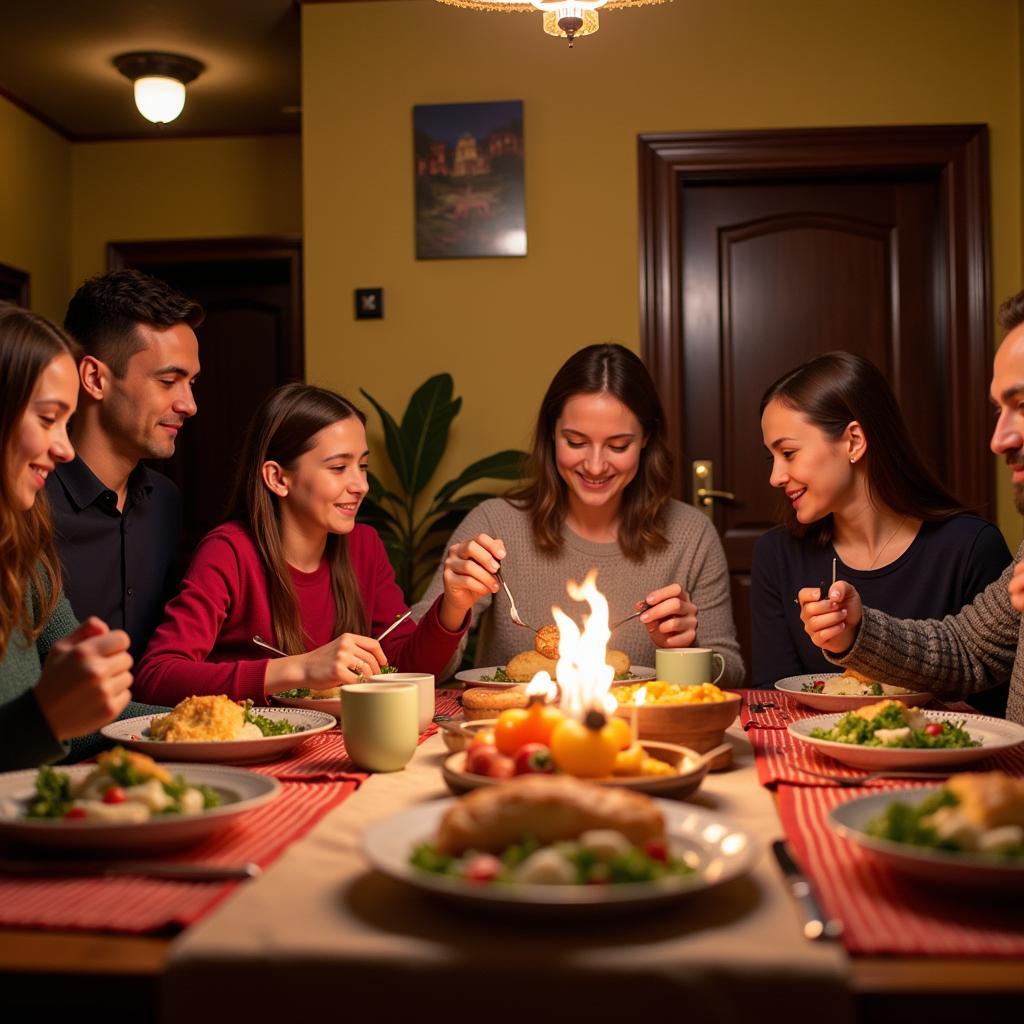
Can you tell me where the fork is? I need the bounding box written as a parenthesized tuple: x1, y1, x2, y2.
(494, 566, 536, 632)
(795, 766, 951, 787)
(609, 602, 651, 633)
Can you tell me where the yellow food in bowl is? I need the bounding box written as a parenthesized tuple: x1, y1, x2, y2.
(611, 681, 728, 706)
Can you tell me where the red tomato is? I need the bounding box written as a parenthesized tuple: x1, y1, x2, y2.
(513, 743, 555, 776)
(466, 728, 496, 753)
(463, 854, 502, 883)
(465, 745, 515, 779)
(924, 723, 943, 737)
(102, 786, 127, 805)
(63, 807, 87, 820)
(643, 838, 669, 863)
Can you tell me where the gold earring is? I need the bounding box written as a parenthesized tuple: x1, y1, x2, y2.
(850, 457, 856, 463)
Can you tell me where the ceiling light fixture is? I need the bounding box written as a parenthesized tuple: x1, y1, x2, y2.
(113, 51, 205, 124)
(434, 0, 668, 48)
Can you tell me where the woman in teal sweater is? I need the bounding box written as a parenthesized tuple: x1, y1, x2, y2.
(0, 305, 134, 770)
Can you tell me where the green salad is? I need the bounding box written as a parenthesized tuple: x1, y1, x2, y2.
(411, 833, 694, 886)
(479, 668, 634, 683)
(866, 789, 1024, 860)
(810, 702, 979, 749)
(243, 700, 304, 736)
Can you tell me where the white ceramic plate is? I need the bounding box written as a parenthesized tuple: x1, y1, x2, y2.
(788, 710, 1024, 769)
(100, 708, 337, 764)
(829, 786, 1024, 890)
(0, 763, 280, 852)
(775, 673, 935, 713)
(362, 797, 757, 915)
(269, 693, 342, 720)
(455, 665, 658, 689)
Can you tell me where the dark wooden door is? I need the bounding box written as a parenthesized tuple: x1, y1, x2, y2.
(108, 237, 303, 556)
(639, 127, 992, 672)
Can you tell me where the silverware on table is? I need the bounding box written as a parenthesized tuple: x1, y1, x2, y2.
(0, 860, 261, 882)
(771, 840, 843, 941)
(794, 766, 951, 787)
(494, 566, 536, 632)
(255, 610, 410, 668)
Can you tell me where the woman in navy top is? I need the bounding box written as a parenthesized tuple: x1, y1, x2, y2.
(752, 351, 1011, 714)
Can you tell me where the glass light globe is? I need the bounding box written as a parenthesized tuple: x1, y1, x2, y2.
(133, 76, 186, 124)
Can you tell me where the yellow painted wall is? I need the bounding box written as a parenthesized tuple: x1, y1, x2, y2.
(0, 95, 71, 322)
(71, 135, 303, 284)
(303, 0, 1023, 543)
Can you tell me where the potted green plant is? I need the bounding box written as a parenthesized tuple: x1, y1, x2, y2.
(359, 373, 526, 603)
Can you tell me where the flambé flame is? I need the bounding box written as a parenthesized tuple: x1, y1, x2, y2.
(550, 569, 615, 720)
(525, 673, 558, 703)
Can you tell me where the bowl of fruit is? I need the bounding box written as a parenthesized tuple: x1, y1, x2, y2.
(441, 697, 717, 800)
(610, 682, 740, 769)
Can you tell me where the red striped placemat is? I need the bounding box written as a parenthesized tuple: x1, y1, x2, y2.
(0, 778, 355, 935)
(777, 784, 1024, 955)
(739, 691, 1023, 787)
(250, 689, 463, 781)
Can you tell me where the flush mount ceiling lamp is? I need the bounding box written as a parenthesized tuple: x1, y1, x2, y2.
(434, 0, 668, 48)
(113, 51, 205, 124)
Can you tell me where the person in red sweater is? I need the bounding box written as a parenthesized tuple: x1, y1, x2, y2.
(134, 383, 504, 706)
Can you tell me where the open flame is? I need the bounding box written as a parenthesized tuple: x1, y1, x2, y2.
(525, 673, 558, 703)
(547, 569, 615, 720)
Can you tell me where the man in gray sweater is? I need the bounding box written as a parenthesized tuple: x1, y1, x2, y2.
(798, 289, 1024, 724)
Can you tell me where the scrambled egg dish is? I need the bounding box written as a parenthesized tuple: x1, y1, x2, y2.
(611, 681, 728, 705)
(149, 695, 263, 742)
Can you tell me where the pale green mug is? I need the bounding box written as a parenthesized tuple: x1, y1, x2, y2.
(340, 682, 418, 772)
(655, 647, 725, 686)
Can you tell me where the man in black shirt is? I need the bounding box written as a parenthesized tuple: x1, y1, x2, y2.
(46, 270, 203, 663)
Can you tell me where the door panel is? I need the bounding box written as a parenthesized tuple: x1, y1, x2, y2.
(638, 127, 992, 675)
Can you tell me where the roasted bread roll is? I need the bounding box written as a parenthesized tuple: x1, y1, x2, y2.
(506, 647, 631, 683)
(462, 685, 529, 721)
(435, 774, 665, 854)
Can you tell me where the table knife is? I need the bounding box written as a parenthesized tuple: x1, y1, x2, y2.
(771, 840, 843, 941)
(0, 859, 261, 882)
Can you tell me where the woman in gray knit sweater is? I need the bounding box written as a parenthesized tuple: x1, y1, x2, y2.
(414, 344, 744, 685)
(0, 306, 134, 769)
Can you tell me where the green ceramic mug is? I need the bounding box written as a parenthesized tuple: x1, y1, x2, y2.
(340, 682, 418, 772)
(655, 647, 726, 686)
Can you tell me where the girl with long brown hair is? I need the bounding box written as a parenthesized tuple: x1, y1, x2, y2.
(135, 383, 494, 704)
(0, 304, 134, 768)
(754, 350, 1010, 711)
(414, 343, 744, 684)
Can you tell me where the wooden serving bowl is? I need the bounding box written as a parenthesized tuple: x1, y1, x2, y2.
(613, 691, 741, 769)
(442, 739, 710, 800)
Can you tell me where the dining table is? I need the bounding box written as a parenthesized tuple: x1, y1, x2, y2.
(1, 689, 1022, 1022)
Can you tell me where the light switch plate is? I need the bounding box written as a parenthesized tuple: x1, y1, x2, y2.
(355, 287, 384, 320)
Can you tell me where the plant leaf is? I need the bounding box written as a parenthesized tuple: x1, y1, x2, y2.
(400, 374, 462, 499)
(361, 388, 413, 494)
(432, 449, 527, 507)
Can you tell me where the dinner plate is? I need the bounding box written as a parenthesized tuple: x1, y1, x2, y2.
(362, 796, 757, 915)
(828, 786, 1024, 890)
(441, 740, 713, 800)
(455, 665, 657, 689)
(787, 710, 1024, 769)
(100, 708, 337, 764)
(775, 673, 935, 713)
(269, 693, 342, 720)
(0, 763, 280, 852)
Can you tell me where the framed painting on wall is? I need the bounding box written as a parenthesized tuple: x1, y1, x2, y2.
(414, 100, 526, 259)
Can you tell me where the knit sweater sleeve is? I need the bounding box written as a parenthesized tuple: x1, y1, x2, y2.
(827, 546, 1020, 699)
(411, 501, 500, 680)
(133, 531, 268, 705)
(684, 511, 746, 687)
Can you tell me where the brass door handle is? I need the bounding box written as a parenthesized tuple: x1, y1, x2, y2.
(696, 487, 736, 505)
(691, 460, 735, 519)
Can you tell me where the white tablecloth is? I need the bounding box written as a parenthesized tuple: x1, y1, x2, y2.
(163, 726, 852, 1022)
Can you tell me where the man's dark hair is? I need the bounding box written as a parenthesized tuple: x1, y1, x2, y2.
(64, 269, 204, 377)
(998, 289, 1024, 333)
